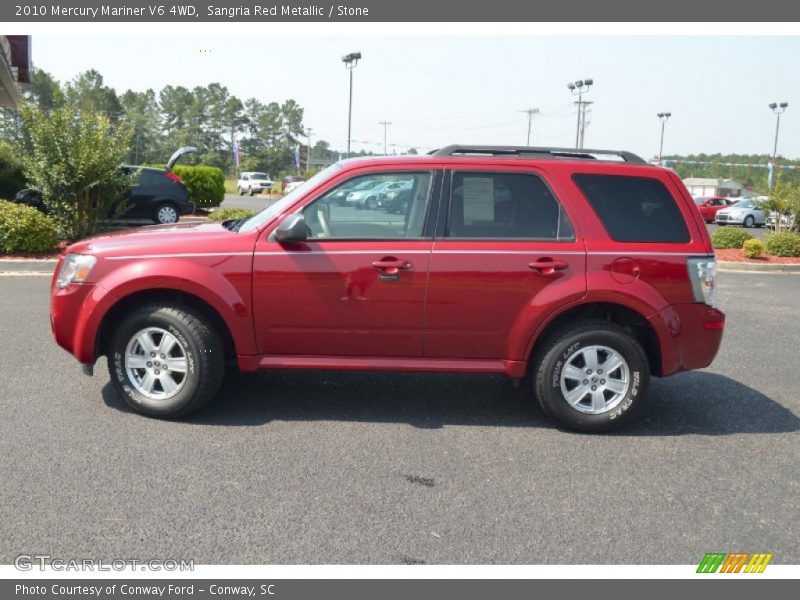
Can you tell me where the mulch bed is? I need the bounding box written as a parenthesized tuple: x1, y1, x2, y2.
(715, 248, 800, 264)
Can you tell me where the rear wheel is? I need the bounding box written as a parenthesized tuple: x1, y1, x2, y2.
(743, 215, 755, 228)
(154, 202, 179, 224)
(533, 321, 650, 432)
(365, 197, 378, 210)
(107, 304, 225, 419)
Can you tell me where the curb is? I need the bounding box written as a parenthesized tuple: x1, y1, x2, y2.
(717, 260, 800, 273)
(0, 258, 57, 273)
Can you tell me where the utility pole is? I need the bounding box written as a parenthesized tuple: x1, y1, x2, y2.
(579, 101, 593, 149)
(379, 121, 392, 155)
(305, 127, 313, 172)
(521, 108, 540, 145)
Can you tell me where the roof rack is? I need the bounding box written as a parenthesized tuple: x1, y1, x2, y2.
(429, 145, 648, 165)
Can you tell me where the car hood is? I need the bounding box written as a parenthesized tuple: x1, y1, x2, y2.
(66, 221, 246, 258)
(718, 207, 747, 215)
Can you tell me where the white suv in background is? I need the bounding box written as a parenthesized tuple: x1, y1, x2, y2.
(237, 172, 274, 196)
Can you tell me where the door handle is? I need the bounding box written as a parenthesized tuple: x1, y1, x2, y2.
(371, 258, 413, 274)
(528, 258, 569, 275)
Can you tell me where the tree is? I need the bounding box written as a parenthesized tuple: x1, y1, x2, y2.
(120, 89, 161, 164)
(762, 179, 800, 232)
(21, 105, 132, 239)
(64, 70, 124, 125)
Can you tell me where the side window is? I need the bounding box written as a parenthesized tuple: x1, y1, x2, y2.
(573, 174, 689, 243)
(447, 172, 573, 240)
(302, 172, 433, 240)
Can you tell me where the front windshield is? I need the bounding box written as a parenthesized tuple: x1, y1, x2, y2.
(693, 197, 706, 205)
(251, 173, 268, 180)
(237, 163, 343, 233)
(732, 200, 754, 208)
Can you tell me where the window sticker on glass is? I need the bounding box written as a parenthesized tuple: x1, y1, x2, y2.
(462, 177, 495, 223)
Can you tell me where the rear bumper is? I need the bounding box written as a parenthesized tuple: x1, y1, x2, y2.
(649, 303, 725, 376)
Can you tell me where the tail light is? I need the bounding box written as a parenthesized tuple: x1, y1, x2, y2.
(687, 257, 717, 307)
(165, 171, 183, 184)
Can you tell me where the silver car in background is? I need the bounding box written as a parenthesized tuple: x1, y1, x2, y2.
(714, 198, 766, 228)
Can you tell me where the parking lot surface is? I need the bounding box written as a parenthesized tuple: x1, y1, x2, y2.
(0, 272, 797, 564)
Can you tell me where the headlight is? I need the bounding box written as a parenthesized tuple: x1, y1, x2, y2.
(56, 253, 97, 288)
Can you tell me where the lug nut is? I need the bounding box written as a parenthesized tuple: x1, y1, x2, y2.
(582, 379, 589, 384)
(591, 385, 597, 391)
(150, 352, 156, 357)
(586, 369, 592, 374)
(154, 369, 160, 375)
(160, 354, 165, 359)
(597, 369, 603, 374)
(146, 362, 152, 368)
(600, 379, 606, 384)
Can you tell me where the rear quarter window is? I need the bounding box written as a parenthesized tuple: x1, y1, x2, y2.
(573, 174, 690, 243)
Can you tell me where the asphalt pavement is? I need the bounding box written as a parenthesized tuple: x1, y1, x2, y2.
(0, 272, 797, 564)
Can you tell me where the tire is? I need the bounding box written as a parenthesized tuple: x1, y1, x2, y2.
(238, 187, 244, 196)
(743, 215, 754, 228)
(153, 202, 179, 224)
(365, 197, 377, 210)
(248, 187, 254, 196)
(532, 320, 650, 432)
(107, 304, 225, 419)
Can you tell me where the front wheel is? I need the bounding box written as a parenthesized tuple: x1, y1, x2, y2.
(533, 321, 650, 432)
(107, 304, 225, 419)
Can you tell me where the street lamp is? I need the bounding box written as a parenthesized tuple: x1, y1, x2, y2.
(342, 51, 362, 158)
(568, 79, 593, 148)
(657, 112, 671, 163)
(768, 102, 788, 188)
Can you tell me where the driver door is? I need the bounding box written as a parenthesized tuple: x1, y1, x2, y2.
(252, 169, 440, 358)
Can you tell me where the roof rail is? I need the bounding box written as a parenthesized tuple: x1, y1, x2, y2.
(429, 145, 648, 165)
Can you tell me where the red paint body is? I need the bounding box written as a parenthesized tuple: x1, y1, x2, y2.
(51, 156, 724, 380)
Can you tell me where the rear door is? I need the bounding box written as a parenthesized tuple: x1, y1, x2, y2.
(252, 168, 441, 357)
(423, 166, 586, 360)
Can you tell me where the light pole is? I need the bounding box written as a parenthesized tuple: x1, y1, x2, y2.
(342, 51, 361, 158)
(379, 120, 392, 154)
(657, 112, 671, 163)
(305, 127, 313, 172)
(521, 108, 540, 145)
(768, 102, 788, 188)
(567, 79, 593, 148)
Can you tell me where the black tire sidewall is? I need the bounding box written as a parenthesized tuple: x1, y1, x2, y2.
(537, 328, 649, 432)
(109, 309, 205, 417)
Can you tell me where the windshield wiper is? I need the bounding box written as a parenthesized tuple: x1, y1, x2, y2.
(221, 218, 247, 232)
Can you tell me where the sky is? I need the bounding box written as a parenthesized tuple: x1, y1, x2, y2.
(30, 35, 800, 160)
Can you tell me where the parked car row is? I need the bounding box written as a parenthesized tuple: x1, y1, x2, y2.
(13, 147, 198, 225)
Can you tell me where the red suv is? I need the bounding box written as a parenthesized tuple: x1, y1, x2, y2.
(50, 146, 724, 432)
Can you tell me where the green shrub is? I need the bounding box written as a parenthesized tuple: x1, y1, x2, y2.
(711, 227, 753, 249)
(742, 238, 765, 259)
(764, 231, 800, 257)
(208, 207, 255, 221)
(0, 200, 58, 253)
(173, 165, 225, 208)
(0, 142, 26, 199)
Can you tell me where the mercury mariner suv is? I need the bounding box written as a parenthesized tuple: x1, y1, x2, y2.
(50, 146, 724, 432)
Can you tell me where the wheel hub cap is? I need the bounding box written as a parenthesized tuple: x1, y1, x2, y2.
(559, 344, 630, 415)
(125, 327, 188, 401)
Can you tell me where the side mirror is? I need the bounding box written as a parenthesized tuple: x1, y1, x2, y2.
(274, 213, 307, 244)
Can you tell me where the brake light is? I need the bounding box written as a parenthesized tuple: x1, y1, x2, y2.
(166, 171, 183, 184)
(687, 257, 717, 307)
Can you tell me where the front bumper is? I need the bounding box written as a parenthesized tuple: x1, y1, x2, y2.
(50, 280, 115, 365)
